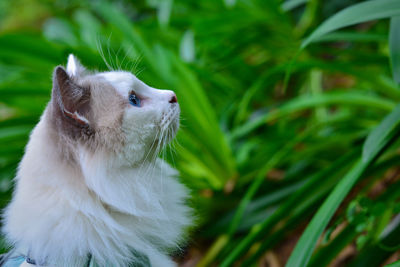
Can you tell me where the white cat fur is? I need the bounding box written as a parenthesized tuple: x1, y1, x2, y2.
(3, 55, 191, 267)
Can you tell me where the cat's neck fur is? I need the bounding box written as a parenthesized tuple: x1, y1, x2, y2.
(3, 110, 190, 267)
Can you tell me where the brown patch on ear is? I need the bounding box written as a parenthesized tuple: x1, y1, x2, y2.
(50, 66, 94, 139)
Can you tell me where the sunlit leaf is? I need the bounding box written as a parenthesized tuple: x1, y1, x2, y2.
(302, 0, 400, 48)
(390, 16, 400, 84)
(363, 104, 400, 163)
(281, 0, 309, 12)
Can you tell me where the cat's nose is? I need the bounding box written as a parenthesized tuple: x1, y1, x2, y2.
(169, 94, 177, 103)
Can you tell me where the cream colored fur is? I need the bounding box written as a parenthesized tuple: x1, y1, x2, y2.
(3, 55, 191, 267)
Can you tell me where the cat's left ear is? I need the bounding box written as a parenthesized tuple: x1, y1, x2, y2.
(52, 66, 91, 129)
(66, 54, 86, 77)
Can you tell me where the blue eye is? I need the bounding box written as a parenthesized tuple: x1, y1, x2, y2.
(129, 92, 141, 107)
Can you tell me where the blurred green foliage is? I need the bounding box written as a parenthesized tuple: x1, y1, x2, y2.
(0, 0, 400, 266)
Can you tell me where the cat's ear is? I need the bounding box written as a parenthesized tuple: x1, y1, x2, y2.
(52, 66, 91, 127)
(66, 54, 86, 77)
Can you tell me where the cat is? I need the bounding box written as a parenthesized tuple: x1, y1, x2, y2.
(2, 55, 192, 267)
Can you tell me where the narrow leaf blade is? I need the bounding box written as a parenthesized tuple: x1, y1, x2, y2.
(390, 16, 400, 84)
(363, 104, 400, 163)
(287, 104, 400, 267)
(302, 0, 400, 48)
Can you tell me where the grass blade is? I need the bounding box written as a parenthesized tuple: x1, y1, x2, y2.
(301, 0, 400, 48)
(231, 91, 395, 140)
(390, 16, 400, 84)
(286, 104, 400, 267)
(386, 260, 400, 267)
(286, 160, 369, 267)
(363, 104, 400, 163)
(220, 150, 359, 266)
(281, 0, 309, 12)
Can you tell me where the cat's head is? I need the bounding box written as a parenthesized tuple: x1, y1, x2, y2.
(49, 54, 179, 164)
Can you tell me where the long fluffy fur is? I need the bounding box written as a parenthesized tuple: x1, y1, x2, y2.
(3, 56, 192, 266)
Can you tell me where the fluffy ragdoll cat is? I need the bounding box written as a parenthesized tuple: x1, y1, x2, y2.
(2, 55, 192, 267)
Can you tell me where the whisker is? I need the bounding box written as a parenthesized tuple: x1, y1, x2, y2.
(120, 44, 131, 71)
(114, 44, 123, 70)
(106, 35, 117, 71)
(144, 125, 165, 178)
(97, 35, 113, 71)
(132, 54, 143, 75)
(135, 66, 146, 78)
(138, 127, 161, 174)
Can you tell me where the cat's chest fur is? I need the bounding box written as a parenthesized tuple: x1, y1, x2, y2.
(4, 116, 190, 267)
(3, 55, 191, 267)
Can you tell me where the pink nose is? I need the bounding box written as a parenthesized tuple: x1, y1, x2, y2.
(169, 94, 177, 103)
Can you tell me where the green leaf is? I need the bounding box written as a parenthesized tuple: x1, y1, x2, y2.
(363, 104, 400, 163)
(301, 0, 400, 48)
(157, 0, 173, 27)
(286, 104, 400, 267)
(390, 16, 400, 84)
(231, 91, 395, 139)
(43, 18, 79, 47)
(385, 260, 400, 267)
(220, 150, 359, 266)
(227, 123, 322, 237)
(350, 213, 400, 266)
(286, 160, 369, 267)
(0, 126, 32, 140)
(0, 33, 63, 64)
(73, 10, 103, 50)
(281, 0, 309, 12)
(309, 224, 358, 267)
(316, 31, 387, 43)
(179, 30, 195, 63)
